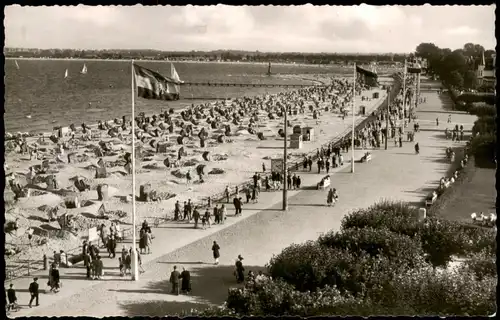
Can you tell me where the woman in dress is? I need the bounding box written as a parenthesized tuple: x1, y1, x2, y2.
(327, 188, 334, 207)
(50, 263, 61, 292)
(212, 241, 220, 265)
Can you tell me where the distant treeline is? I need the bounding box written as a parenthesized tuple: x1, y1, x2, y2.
(4, 48, 406, 65)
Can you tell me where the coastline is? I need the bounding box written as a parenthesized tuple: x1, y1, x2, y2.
(5, 56, 342, 68)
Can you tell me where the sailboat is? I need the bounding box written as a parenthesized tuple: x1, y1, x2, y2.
(80, 64, 87, 74)
(64, 69, 69, 79)
(170, 63, 184, 84)
(15, 60, 20, 70)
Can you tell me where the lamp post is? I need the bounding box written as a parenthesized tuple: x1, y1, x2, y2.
(283, 104, 288, 211)
(385, 86, 391, 150)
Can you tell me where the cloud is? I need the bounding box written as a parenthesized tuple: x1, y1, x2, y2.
(4, 4, 496, 53)
(444, 25, 479, 36)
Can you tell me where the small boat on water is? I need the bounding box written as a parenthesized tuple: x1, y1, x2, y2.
(26, 115, 32, 119)
(64, 69, 69, 79)
(15, 60, 20, 70)
(81, 64, 87, 74)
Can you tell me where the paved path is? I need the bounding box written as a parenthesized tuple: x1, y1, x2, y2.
(7, 80, 478, 317)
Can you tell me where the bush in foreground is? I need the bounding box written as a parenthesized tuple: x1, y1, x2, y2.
(317, 227, 425, 268)
(191, 266, 496, 317)
(340, 200, 421, 238)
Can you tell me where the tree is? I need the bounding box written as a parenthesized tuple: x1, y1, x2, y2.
(447, 70, 464, 88)
(463, 70, 478, 89)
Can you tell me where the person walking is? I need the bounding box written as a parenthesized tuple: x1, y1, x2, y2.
(327, 188, 334, 206)
(235, 255, 245, 283)
(7, 284, 18, 311)
(169, 266, 181, 295)
(220, 204, 226, 224)
(212, 241, 220, 265)
(84, 252, 92, 278)
(174, 200, 181, 221)
(50, 264, 61, 293)
(415, 142, 420, 154)
(183, 201, 189, 221)
(193, 206, 200, 229)
(180, 267, 192, 295)
(107, 233, 116, 258)
(145, 229, 152, 254)
(213, 205, 220, 224)
(28, 277, 39, 308)
(225, 185, 230, 203)
(95, 255, 104, 280)
(245, 187, 251, 203)
(203, 207, 211, 229)
(136, 249, 145, 274)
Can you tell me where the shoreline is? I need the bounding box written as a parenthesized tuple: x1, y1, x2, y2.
(6, 56, 342, 68)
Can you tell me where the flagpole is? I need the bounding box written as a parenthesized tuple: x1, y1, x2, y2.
(130, 60, 139, 281)
(403, 59, 407, 121)
(351, 63, 356, 173)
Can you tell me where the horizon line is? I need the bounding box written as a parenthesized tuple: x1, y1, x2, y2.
(4, 47, 413, 55)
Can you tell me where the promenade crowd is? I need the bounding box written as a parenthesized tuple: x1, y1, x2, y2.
(6, 73, 433, 313)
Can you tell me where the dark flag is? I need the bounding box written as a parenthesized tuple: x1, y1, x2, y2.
(356, 66, 378, 87)
(133, 64, 183, 101)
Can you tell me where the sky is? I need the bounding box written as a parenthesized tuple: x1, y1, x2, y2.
(4, 5, 497, 53)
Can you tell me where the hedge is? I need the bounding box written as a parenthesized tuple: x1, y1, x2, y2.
(192, 265, 496, 316)
(469, 134, 496, 168)
(267, 242, 368, 293)
(467, 104, 497, 117)
(472, 116, 496, 136)
(341, 200, 421, 238)
(339, 201, 495, 268)
(456, 92, 496, 105)
(317, 227, 425, 268)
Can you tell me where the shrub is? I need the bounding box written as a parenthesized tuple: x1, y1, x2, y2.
(419, 218, 472, 267)
(472, 116, 496, 136)
(469, 134, 496, 168)
(223, 277, 375, 316)
(387, 267, 497, 316)
(458, 252, 497, 281)
(341, 200, 421, 238)
(457, 92, 496, 105)
(460, 225, 497, 256)
(318, 227, 425, 268)
(468, 104, 497, 117)
(267, 242, 362, 293)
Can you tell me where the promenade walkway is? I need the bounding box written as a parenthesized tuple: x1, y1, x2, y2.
(7, 79, 478, 317)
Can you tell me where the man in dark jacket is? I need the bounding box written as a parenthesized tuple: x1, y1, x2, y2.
(180, 267, 191, 295)
(170, 266, 181, 295)
(28, 277, 39, 307)
(235, 255, 245, 283)
(7, 284, 17, 310)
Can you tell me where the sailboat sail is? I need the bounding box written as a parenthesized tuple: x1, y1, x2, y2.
(81, 64, 87, 74)
(166, 63, 183, 99)
(64, 69, 69, 79)
(15, 60, 20, 70)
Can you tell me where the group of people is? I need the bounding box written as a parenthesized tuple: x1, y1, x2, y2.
(5, 277, 41, 312)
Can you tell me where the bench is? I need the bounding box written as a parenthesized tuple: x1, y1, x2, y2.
(360, 153, 372, 163)
(425, 192, 438, 207)
(317, 175, 331, 190)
